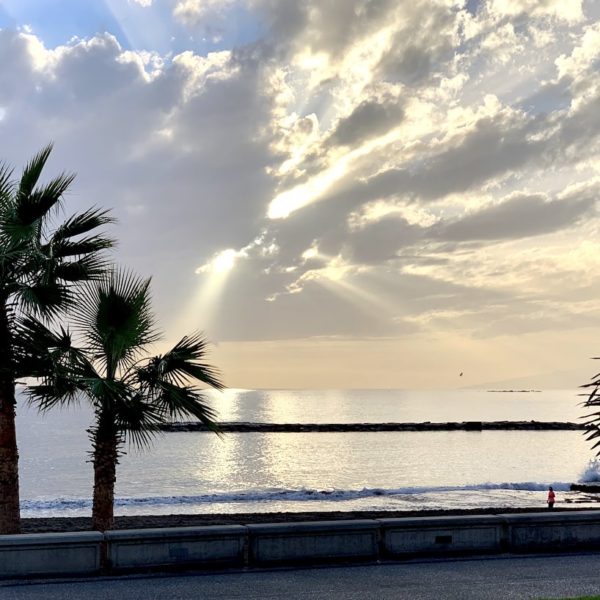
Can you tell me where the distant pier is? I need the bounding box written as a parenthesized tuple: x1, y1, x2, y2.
(160, 421, 586, 433)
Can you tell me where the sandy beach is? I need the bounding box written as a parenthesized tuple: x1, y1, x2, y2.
(19, 506, 593, 533)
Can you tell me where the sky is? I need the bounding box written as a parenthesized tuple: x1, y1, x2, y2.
(0, 0, 599, 390)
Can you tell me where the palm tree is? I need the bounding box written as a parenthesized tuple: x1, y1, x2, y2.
(581, 363, 600, 456)
(0, 145, 113, 534)
(22, 270, 224, 531)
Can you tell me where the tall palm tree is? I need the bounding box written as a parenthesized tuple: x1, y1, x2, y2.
(22, 270, 224, 531)
(0, 145, 113, 534)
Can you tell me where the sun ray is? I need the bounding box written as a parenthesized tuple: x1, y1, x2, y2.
(103, 0, 171, 52)
(267, 124, 407, 220)
(291, 249, 401, 320)
(173, 249, 241, 337)
(317, 273, 400, 320)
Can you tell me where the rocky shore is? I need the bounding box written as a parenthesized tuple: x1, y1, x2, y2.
(570, 483, 600, 492)
(161, 421, 586, 432)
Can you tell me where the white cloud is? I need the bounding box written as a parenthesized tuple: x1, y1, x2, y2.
(173, 0, 235, 25)
(555, 22, 600, 79)
(488, 0, 584, 22)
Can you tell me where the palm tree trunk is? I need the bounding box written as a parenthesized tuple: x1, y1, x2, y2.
(91, 424, 119, 532)
(0, 303, 19, 534)
(0, 382, 19, 535)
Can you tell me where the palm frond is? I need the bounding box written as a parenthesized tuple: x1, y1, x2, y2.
(137, 332, 224, 390)
(15, 281, 73, 318)
(152, 382, 219, 430)
(73, 270, 159, 376)
(46, 235, 115, 259)
(50, 207, 115, 242)
(0, 238, 28, 282)
(113, 392, 163, 448)
(17, 144, 54, 199)
(15, 315, 73, 359)
(0, 147, 114, 321)
(1, 145, 74, 245)
(16, 316, 89, 408)
(0, 204, 38, 244)
(54, 254, 111, 282)
(0, 162, 14, 204)
(14, 173, 75, 228)
(581, 372, 600, 456)
(27, 378, 83, 411)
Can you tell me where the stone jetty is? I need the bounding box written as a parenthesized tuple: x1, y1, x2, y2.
(160, 420, 586, 433)
(570, 483, 600, 493)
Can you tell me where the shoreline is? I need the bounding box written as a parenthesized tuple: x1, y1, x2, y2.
(20, 506, 599, 533)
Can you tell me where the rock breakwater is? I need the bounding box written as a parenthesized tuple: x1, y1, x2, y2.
(160, 421, 585, 433)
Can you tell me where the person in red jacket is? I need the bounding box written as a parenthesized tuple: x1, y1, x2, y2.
(547, 486, 556, 509)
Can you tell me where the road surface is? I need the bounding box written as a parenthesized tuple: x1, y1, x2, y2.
(2, 553, 600, 599)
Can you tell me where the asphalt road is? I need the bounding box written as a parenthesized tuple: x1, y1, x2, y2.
(2, 553, 600, 599)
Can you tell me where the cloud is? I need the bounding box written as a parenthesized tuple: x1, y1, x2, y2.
(308, 104, 543, 210)
(0, 29, 279, 315)
(430, 192, 597, 241)
(1, 0, 600, 387)
(555, 21, 600, 80)
(0, 30, 44, 103)
(173, 0, 235, 25)
(488, 0, 584, 22)
(328, 94, 405, 147)
(255, 0, 398, 60)
(375, 2, 459, 84)
(343, 215, 424, 264)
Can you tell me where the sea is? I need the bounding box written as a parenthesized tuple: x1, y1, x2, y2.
(14, 388, 600, 519)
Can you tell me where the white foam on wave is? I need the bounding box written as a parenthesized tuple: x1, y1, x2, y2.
(20, 481, 571, 513)
(580, 459, 600, 483)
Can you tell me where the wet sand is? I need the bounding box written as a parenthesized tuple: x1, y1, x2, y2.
(20, 506, 597, 533)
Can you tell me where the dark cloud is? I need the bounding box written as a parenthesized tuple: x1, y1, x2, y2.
(256, 0, 397, 60)
(555, 89, 600, 155)
(430, 192, 597, 241)
(307, 110, 546, 213)
(51, 35, 146, 103)
(328, 96, 404, 147)
(377, 113, 546, 201)
(379, 44, 435, 85)
(343, 215, 424, 264)
(376, 5, 458, 85)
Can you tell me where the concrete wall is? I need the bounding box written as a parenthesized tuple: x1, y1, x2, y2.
(248, 520, 380, 565)
(3, 511, 600, 578)
(379, 515, 505, 557)
(502, 511, 600, 551)
(0, 532, 102, 577)
(106, 525, 247, 571)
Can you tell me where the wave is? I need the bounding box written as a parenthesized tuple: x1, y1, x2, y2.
(580, 459, 600, 483)
(20, 482, 572, 513)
